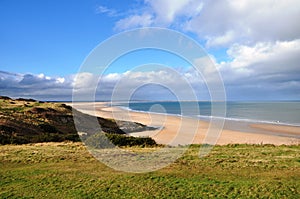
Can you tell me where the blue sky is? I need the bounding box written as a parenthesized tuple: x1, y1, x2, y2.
(1, 0, 300, 101)
(0, 0, 114, 75)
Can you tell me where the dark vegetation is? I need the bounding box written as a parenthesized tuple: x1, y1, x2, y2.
(84, 132, 157, 148)
(106, 133, 156, 147)
(0, 96, 157, 147)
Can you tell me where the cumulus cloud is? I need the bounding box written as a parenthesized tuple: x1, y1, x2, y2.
(0, 67, 212, 101)
(95, 69, 208, 101)
(113, 0, 300, 47)
(73, 72, 98, 89)
(221, 39, 300, 75)
(185, 0, 300, 47)
(108, 0, 300, 100)
(216, 39, 300, 99)
(1, 49, 299, 101)
(0, 71, 73, 101)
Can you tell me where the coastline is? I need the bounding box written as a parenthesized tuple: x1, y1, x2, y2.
(68, 102, 300, 146)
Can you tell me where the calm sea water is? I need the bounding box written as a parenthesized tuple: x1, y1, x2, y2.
(117, 101, 300, 126)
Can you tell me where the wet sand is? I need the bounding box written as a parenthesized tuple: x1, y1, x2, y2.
(68, 102, 300, 146)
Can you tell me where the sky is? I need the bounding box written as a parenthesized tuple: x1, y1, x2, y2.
(0, 0, 300, 101)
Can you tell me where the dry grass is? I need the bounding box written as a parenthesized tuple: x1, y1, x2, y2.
(0, 142, 299, 198)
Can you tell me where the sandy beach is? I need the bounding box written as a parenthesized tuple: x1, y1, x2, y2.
(69, 102, 300, 146)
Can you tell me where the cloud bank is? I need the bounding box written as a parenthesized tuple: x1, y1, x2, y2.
(1, 45, 300, 102)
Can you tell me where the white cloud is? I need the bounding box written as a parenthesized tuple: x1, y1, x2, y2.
(106, 0, 299, 99)
(145, 0, 203, 24)
(1, 70, 202, 101)
(112, 0, 300, 48)
(146, 0, 190, 23)
(56, 77, 65, 84)
(101, 69, 205, 101)
(114, 13, 153, 31)
(215, 39, 300, 99)
(73, 72, 98, 89)
(101, 73, 122, 83)
(223, 39, 300, 72)
(42, 74, 51, 80)
(1, 50, 300, 101)
(1, 37, 300, 101)
(206, 31, 236, 48)
(113, 0, 204, 30)
(185, 0, 300, 47)
(0, 71, 73, 100)
(96, 5, 118, 17)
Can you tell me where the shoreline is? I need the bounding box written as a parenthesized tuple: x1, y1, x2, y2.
(114, 105, 300, 139)
(117, 104, 300, 128)
(68, 102, 300, 146)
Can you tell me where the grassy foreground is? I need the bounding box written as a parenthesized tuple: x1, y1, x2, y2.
(0, 142, 299, 198)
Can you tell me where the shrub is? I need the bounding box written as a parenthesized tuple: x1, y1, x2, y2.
(84, 132, 157, 149)
(106, 134, 157, 147)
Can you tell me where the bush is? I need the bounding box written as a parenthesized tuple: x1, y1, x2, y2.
(106, 134, 157, 147)
(84, 132, 157, 149)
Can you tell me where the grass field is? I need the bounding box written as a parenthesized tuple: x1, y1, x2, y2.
(0, 142, 299, 198)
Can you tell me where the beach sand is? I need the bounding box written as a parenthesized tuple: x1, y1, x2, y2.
(68, 102, 300, 146)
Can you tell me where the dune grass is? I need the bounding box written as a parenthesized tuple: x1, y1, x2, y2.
(0, 142, 299, 198)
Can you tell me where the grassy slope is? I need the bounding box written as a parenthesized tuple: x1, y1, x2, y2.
(0, 97, 155, 145)
(0, 143, 299, 198)
(0, 97, 79, 144)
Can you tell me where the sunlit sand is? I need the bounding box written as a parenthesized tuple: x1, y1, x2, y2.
(68, 102, 300, 146)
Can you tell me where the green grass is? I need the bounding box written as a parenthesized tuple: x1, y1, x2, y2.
(0, 143, 299, 198)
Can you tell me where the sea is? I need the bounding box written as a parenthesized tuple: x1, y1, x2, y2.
(116, 101, 300, 128)
(118, 101, 300, 126)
